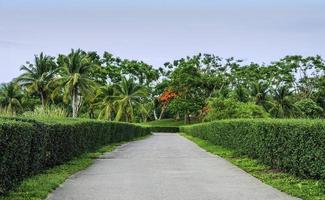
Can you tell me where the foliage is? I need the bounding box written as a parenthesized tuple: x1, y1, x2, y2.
(203, 97, 269, 121)
(0, 117, 150, 194)
(0, 107, 15, 117)
(17, 52, 57, 108)
(140, 118, 188, 132)
(96, 85, 116, 121)
(294, 98, 323, 118)
(55, 49, 97, 118)
(114, 78, 147, 122)
(166, 55, 208, 123)
(0, 82, 22, 115)
(22, 105, 67, 119)
(3, 51, 325, 122)
(269, 86, 300, 118)
(180, 119, 325, 180)
(140, 118, 187, 127)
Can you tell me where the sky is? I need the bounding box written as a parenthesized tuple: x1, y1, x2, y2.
(0, 0, 325, 82)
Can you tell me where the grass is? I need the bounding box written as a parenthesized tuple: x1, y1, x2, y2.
(0, 135, 150, 200)
(181, 133, 325, 200)
(140, 118, 196, 127)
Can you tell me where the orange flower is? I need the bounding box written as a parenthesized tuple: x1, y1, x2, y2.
(159, 90, 177, 103)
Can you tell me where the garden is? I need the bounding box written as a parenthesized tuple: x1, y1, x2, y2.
(1, 51, 325, 199)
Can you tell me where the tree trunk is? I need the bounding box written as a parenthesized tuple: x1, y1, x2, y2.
(153, 109, 158, 120)
(40, 91, 45, 109)
(175, 112, 180, 121)
(184, 111, 189, 124)
(72, 87, 78, 118)
(159, 105, 166, 120)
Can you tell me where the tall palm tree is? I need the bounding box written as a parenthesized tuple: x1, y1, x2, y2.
(114, 78, 147, 122)
(0, 82, 23, 114)
(55, 49, 96, 118)
(18, 52, 57, 108)
(251, 81, 270, 110)
(97, 85, 116, 121)
(269, 86, 299, 118)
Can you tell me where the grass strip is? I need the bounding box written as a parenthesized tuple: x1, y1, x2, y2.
(0, 135, 150, 200)
(181, 133, 325, 200)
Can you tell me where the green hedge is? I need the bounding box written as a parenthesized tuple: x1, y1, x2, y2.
(0, 118, 150, 194)
(180, 119, 325, 179)
(144, 126, 179, 133)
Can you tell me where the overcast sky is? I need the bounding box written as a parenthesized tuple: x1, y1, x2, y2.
(1, 0, 325, 82)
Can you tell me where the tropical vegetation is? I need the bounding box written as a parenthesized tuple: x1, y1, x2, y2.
(2, 51, 325, 123)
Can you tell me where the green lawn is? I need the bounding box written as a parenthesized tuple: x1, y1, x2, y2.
(0, 135, 150, 200)
(181, 133, 325, 200)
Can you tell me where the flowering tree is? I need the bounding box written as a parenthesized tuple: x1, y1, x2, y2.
(158, 89, 177, 119)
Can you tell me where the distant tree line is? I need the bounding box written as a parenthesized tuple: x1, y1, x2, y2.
(1, 50, 325, 123)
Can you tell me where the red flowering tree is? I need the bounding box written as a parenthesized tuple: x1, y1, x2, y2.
(158, 89, 177, 119)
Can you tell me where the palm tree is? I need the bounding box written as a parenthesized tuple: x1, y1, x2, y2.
(55, 49, 96, 118)
(233, 85, 249, 102)
(18, 52, 57, 108)
(137, 101, 154, 122)
(0, 82, 23, 114)
(114, 78, 147, 122)
(269, 86, 299, 118)
(251, 82, 270, 110)
(97, 85, 116, 121)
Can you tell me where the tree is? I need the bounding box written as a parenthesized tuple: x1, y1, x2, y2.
(167, 55, 206, 123)
(119, 60, 160, 85)
(18, 52, 57, 108)
(0, 82, 23, 114)
(157, 89, 177, 120)
(97, 85, 116, 121)
(295, 98, 323, 118)
(269, 86, 299, 118)
(55, 49, 97, 118)
(250, 81, 270, 110)
(231, 85, 250, 103)
(114, 78, 147, 122)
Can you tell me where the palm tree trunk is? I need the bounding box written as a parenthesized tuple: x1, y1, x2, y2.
(40, 91, 45, 109)
(72, 87, 78, 118)
(184, 110, 189, 124)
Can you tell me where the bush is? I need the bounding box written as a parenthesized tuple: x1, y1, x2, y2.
(203, 97, 269, 121)
(0, 117, 150, 194)
(144, 126, 179, 133)
(181, 119, 325, 179)
(22, 105, 68, 119)
(294, 98, 323, 118)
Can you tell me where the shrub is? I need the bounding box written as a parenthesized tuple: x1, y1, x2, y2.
(22, 105, 68, 119)
(203, 97, 269, 121)
(181, 119, 325, 179)
(0, 117, 150, 194)
(294, 98, 323, 118)
(0, 107, 16, 117)
(143, 126, 179, 133)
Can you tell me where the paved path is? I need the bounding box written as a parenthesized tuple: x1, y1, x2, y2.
(47, 133, 298, 200)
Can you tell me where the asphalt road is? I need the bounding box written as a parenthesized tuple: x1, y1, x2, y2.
(46, 133, 299, 200)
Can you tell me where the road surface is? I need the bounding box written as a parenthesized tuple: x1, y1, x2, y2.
(47, 133, 298, 200)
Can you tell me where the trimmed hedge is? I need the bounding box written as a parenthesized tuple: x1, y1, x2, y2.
(0, 118, 150, 194)
(180, 119, 325, 179)
(144, 126, 179, 133)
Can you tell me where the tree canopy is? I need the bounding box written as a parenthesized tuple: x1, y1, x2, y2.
(2, 50, 325, 123)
